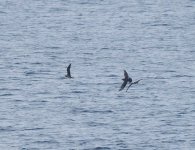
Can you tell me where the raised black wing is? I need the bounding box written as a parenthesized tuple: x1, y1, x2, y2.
(124, 70, 129, 80)
(67, 64, 71, 77)
(119, 80, 128, 91)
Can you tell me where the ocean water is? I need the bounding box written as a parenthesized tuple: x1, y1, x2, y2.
(0, 0, 195, 149)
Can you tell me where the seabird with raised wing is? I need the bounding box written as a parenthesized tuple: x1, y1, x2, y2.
(119, 70, 142, 91)
(65, 64, 73, 78)
(119, 70, 132, 91)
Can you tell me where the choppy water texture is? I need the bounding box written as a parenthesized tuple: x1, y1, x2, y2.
(0, 0, 195, 149)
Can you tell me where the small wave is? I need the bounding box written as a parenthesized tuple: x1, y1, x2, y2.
(172, 74, 194, 78)
(0, 11, 6, 14)
(0, 126, 16, 132)
(83, 109, 113, 114)
(151, 23, 170, 27)
(25, 71, 51, 76)
(13, 99, 23, 102)
(25, 71, 35, 75)
(71, 108, 113, 114)
(84, 147, 111, 150)
(33, 140, 59, 144)
(92, 147, 111, 150)
(100, 47, 109, 50)
(86, 121, 107, 127)
(0, 93, 13, 96)
(24, 127, 44, 131)
(45, 46, 61, 50)
(36, 91, 50, 95)
(83, 52, 94, 55)
(107, 74, 118, 77)
(30, 62, 42, 65)
(165, 70, 177, 73)
(0, 88, 20, 91)
(71, 90, 87, 94)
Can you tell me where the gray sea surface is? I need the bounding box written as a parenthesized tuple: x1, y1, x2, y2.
(0, 0, 195, 149)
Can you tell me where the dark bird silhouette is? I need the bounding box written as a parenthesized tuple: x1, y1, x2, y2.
(119, 70, 132, 91)
(65, 64, 72, 78)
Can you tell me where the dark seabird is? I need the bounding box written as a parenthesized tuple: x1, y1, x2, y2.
(65, 64, 72, 78)
(119, 70, 132, 91)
